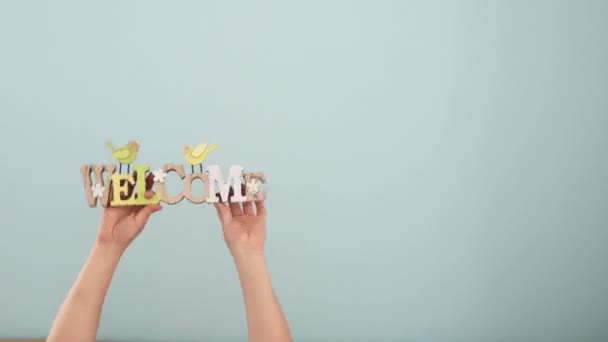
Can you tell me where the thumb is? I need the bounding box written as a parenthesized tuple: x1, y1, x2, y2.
(135, 203, 163, 228)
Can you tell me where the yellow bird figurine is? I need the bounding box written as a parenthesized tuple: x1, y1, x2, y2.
(183, 143, 217, 173)
(107, 140, 140, 173)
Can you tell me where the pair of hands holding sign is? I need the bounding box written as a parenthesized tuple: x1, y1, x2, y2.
(47, 192, 291, 342)
(99, 189, 266, 254)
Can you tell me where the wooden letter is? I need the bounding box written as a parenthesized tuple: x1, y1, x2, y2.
(131, 164, 161, 205)
(245, 172, 267, 202)
(154, 163, 186, 205)
(81, 146, 268, 209)
(81, 164, 115, 207)
(205, 165, 246, 203)
(109, 164, 160, 206)
(110, 173, 136, 206)
(183, 172, 210, 204)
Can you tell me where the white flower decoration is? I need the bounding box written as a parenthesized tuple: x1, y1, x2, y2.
(91, 183, 105, 198)
(153, 169, 167, 183)
(246, 178, 262, 195)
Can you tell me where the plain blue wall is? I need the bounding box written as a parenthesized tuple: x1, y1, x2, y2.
(1, 1, 607, 341)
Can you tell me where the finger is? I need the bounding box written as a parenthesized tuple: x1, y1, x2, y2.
(144, 190, 155, 199)
(242, 201, 255, 215)
(134, 204, 163, 227)
(255, 200, 266, 216)
(229, 202, 243, 217)
(214, 202, 232, 224)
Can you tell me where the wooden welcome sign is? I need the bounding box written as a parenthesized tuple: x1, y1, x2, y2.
(80, 140, 266, 207)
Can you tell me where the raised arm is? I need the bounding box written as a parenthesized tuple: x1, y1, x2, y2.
(47, 194, 162, 342)
(215, 200, 292, 342)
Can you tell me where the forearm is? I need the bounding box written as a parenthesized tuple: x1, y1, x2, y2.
(48, 241, 123, 342)
(233, 250, 292, 342)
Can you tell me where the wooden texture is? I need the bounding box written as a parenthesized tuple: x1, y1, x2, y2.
(245, 172, 267, 201)
(109, 172, 136, 205)
(82, 159, 267, 207)
(205, 165, 246, 203)
(108, 165, 161, 206)
(81, 164, 116, 207)
(154, 163, 186, 205)
(183, 172, 210, 204)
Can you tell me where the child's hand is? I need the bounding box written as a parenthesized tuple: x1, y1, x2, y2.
(96, 191, 162, 252)
(214, 200, 267, 256)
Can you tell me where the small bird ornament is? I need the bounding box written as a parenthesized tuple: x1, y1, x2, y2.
(183, 142, 217, 173)
(107, 140, 140, 173)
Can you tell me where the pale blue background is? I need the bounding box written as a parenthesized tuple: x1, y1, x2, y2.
(1, 1, 607, 341)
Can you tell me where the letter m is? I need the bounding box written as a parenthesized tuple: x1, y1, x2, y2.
(205, 165, 246, 203)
